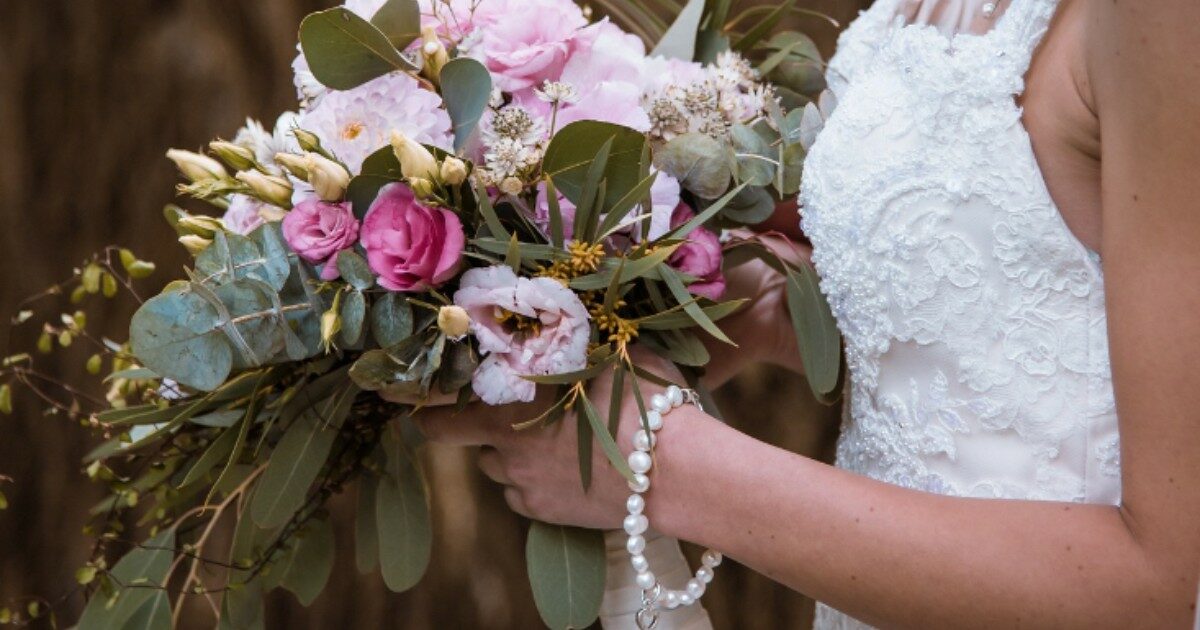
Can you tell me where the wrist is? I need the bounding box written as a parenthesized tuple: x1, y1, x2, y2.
(641, 404, 721, 542)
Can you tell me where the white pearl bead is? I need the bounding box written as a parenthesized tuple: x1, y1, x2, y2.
(645, 410, 663, 431)
(623, 514, 648, 536)
(697, 566, 714, 583)
(628, 450, 652, 474)
(701, 550, 723, 567)
(635, 571, 657, 590)
(628, 473, 650, 493)
(632, 429, 655, 451)
(626, 535, 646, 555)
(679, 593, 694, 606)
(664, 591, 681, 609)
(626, 494, 645, 514)
(686, 578, 705, 599)
(666, 385, 683, 407)
(630, 554, 649, 573)
(650, 393, 670, 414)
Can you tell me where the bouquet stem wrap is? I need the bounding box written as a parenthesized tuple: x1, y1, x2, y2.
(600, 530, 713, 629)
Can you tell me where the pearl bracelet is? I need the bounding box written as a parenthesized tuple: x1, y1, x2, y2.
(625, 385, 722, 630)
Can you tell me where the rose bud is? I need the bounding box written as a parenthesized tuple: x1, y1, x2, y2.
(165, 149, 227, 182)
(304, 152, 351, 201)
(437, 305, 471, 339)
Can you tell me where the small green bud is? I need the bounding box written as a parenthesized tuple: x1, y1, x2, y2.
(178, 235, 212, 257)
(26, 601, 39, 619)
(0, 384, 12, 415)
(58, 331, 73, 348)
(82, 263, 102, 294)
(75, 565, 97, 585)
(0, 607, 10, 624)
(86, 354, 102, 375)
(37, 331, 53, 354)
(72, 310, 87, 330)
(127, 260, 156, 279)
(165, 148, 227, 182)
(118, 248, 137, 272)
(124, 490, 138, 508)
(101, 272, 118, 298)
(176, 215, 224, 239)
(70, 285, 88, 304)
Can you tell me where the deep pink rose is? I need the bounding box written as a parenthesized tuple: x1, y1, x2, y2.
(360, 183, 465, 292)
(469, 0, 588, 93)
(281, 198, 359, 281)
(668, 204, 726, 300)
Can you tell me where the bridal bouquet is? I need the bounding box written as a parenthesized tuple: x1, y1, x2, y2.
(0, 0, 840, 627)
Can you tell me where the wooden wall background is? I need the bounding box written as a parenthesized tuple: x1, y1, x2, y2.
(0, 1, 867, 627)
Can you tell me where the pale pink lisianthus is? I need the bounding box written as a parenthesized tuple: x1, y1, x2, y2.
(467, 0, 589, 94)
(281, 198, 360, 281)
(453, 265, 590, 405)
(667, 204, 726, 300)
(360, 183, 465, 292)
(223, 194, 269, 235)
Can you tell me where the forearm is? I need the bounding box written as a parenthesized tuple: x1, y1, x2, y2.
(647, 412, 1191, 628)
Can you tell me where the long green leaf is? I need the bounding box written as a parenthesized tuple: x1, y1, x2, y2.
(525, 522, 606, 630)
(662, 182, 748, 241)
(651, 0, 706, 60)
(77, 530, 175, 630)
(579, 392, 634, 483)
(658, 265, 736, 345)
(567, 244, 680, 291)
(572, 137, 614, 242)
(355, 476, 380, 573)
(277, 517, 336, 606)
(635, 298, 748, 330)
(376, 422, 431, 592)
(785, 264, 842, 396)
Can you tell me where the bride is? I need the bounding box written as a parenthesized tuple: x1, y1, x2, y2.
(411, 0, 1200, 626)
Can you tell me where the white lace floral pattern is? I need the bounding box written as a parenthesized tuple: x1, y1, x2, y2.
(800, 1, 1120, 627)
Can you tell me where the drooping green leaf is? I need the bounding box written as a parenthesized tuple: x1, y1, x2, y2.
(339, 289, 367, 346)
(572, 136, 614, 242)
(579, 392, 635, 483)
(376, 422, 431, 592)
(785, 264, 842, 396)
(437, 341, 477, 394)
(663, 183, 748, 241)
(731, 1, 790, 51)
(251, 383, 358, 528)
(180, 422, 240, 487)
(650, 0, 705, 60)
(77, 530, 175, 630)
(575, 400, 593, 491)
(636, 298, 748, 330)
(659, 265, 735, 344)
(440, 58, 493, 151)
(299, 7, 418, 91)
(355, 476, 380, 574)
(542, 121, 646, 212)
(525, 522, 606, 630)
(277, 517, 336, 606)
(642, 328, 710, 366)
(730, 123, 776, 187)
(370, 292, 414, 348)
(370, 0, 421, 49)
(121, 590, 170, 630)
(654, 133, 733, 199)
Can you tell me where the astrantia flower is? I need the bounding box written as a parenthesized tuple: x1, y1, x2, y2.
(453, 265, 590, 405)
(299, 72, 451, 173)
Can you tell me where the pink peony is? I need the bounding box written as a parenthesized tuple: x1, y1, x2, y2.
(360, 183, 465, 291)
(454, 265, 590, 405)
(667, 204, 726, 300)
(281, 199, 360, 281)
(468, 0, 589, 94)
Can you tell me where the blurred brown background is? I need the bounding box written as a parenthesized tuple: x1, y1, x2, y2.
(0, 0, 866, 627)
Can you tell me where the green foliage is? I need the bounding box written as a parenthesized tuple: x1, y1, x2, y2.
(650, 0, 705, 60)
(784, 263, 842, 398)
(347, 147, 403, 218)
(525, 522, 606, 630)
(542, 121, 647, 215)
(76, 530, 175, 629)
(370, 293, 414, 348)
(369, 0, 421, 50)
(376, 422, 431, 592)
(439, 58, 493, 151)
(653, 133, 733, 199)
(276, 518, 336, 606)
(299, 7, 418, 91)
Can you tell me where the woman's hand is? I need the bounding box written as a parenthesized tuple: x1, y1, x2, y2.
(410, 349, 689, 529)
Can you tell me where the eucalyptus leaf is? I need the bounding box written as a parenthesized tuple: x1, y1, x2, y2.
(278, 517, 336, 607)
(299, 7, 418, 91)
(650, 0, 705, 60)
(720, 185, 776, 224)
(525, 522, 605, 630)
(340, 289, 367, 346)
(337, 251, 375, 290)
(77, 530, 175, 630)
(370, 0, 421, 49)
(179, 423, 240, 487)
(121, 591, 170, 630)
(376, 422, 431, 592)
(129, 288, 231, 391)
(355, 476, 380, 574)
(731, 124, 776, 187)
(437, 341, 477, 394)
(542, 121, 646, 212)
(251, 383, 358, 528)
(785, 264, 842, 396)
(440, 57, 493, 151)
(347, 148, 403, 216)
(370, 292, 414, 348)
(654, 133, 733, 199)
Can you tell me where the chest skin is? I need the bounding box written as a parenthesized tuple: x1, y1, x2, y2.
(1017, 0, 1102, 252)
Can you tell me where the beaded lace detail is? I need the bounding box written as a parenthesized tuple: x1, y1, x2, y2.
(799, 1, 1120, 627)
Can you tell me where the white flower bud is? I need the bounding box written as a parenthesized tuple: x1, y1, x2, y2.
(420, 26, 450, 81)
(178, 234, 213, 257)
(165, 149, 227, 182)
(258, 206, 287, 222)
(439, 157, 468, 186)
(320, 309, 342, 353)
(209, 140, 257, 171)
(303, 152, 351, 201)
(235, 170, 293, 208)
(409, 177, 436, 199)
(390, 129, 439, 181)
(437, 305, 471, 339)
(176, 215, 224, 239)
(499, 176, 524, 196)
(274, 152, 311, 180)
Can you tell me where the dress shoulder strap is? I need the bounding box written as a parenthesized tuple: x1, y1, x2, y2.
(993, 0, 1061, 73)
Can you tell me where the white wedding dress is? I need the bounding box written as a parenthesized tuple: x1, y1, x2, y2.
(799, 0, 1121, 627)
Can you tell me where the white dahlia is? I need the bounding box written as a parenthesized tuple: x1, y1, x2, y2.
(298, 72, 452, 173)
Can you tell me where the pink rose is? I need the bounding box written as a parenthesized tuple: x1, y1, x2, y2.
(281, 198, 360, 281)
(469, 0, 588, 94)
(453, 266, 590, 405)
(667, 204, 726, 300)
(360, 183, 465, 292)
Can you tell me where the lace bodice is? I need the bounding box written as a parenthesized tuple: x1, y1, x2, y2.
(798, 1, 1120, 626)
